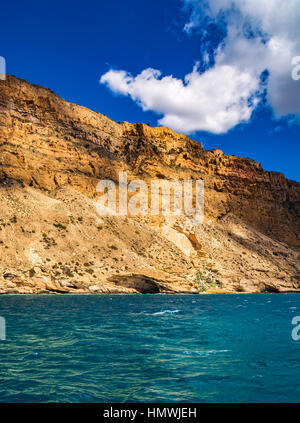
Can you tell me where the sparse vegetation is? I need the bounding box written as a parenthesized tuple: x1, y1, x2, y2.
(53, 223, 67, 230)
(109, 245, 118, 250)
(194, 270, 222, 293)
(10, 215, 17, 223)
(41, 233, 57, 249)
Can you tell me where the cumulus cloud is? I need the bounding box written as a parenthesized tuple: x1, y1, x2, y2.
(100, 0, 300, 134)
(101, 65, 260, 134)
(184, 0, 300, 119)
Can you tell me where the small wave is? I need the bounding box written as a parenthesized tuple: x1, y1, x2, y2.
(183, 349, 231, 356)
(135, 309, 181, 316)
(152, 309, 180, 316)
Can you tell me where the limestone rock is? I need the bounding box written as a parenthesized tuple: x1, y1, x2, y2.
(0, 75, 298, 294)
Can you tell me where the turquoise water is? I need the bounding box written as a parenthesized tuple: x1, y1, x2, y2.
(0, 294, 300, 403)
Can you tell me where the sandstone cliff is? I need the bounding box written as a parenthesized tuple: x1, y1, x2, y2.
(0, 75, 299, 294)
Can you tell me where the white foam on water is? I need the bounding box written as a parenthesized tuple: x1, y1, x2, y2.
(183, 349, 231, 356)
(152, 309, 180, 316)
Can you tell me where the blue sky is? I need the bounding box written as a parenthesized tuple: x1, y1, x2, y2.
(1, 0, 299, 181)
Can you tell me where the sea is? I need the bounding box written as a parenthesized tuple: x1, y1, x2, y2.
(0, 293, 299, 403)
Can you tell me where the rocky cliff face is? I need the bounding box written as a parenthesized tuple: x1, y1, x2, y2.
(0, 75, 299, 294)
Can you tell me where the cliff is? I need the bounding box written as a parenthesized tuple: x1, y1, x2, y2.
(0, 75, 299, 294)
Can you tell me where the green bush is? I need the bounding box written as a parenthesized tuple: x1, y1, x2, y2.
(53, 223, 67, 230)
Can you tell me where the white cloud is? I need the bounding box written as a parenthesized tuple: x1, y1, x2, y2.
(101, 65, 260, 134)
(184, 0, 300, 119)
(100, 0, 300, 134)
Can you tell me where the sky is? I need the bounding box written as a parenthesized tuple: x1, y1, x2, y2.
(1, 0, 300, 181)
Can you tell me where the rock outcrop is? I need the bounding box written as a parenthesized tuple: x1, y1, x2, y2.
(0, 75, 299, 294)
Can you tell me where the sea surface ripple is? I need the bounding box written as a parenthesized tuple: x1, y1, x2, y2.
(0, 294, 299, 403)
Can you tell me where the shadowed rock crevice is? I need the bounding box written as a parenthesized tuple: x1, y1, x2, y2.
(258, 282, 280, 293)
(108, 274, 161, 293)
